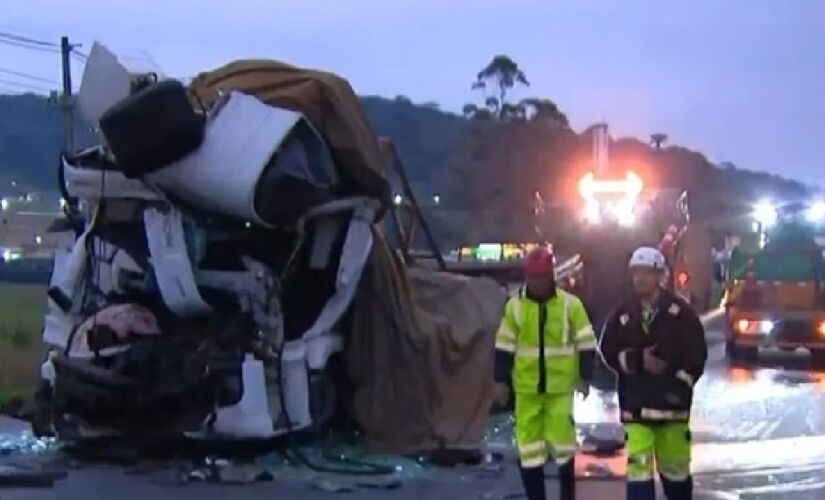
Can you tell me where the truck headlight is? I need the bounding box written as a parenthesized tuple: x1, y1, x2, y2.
(736, 319, 773, 335)
(753, 201, 777, 228)
(806, 201, 825, 223)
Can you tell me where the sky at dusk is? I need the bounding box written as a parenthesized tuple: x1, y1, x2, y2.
(2, 0, 824, 185)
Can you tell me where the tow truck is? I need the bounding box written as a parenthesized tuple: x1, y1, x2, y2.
(535, 124, 707, 328)
(723, 200, 825, 365)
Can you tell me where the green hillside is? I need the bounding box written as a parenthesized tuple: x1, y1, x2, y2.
(0, 90, 810, 246)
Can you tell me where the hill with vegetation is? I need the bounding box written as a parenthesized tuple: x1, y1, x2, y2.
(0, 55, 811, 247)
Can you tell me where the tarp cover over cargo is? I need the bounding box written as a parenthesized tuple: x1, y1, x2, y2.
(189, 60, 390, 205)
(186, 60, 503, 453)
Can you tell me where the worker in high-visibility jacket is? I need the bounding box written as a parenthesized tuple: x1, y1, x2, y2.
(599, 246, 707, 500)
(493, 247, 597, 500)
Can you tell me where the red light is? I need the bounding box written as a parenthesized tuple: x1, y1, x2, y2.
(736, 319, 751, 333)
(677, 271, 689, 287)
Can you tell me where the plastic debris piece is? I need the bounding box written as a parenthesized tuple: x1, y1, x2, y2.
(312, 478, 357, 493)
(584, 462, 614, 478)
(354, 477, 402, 490)
(485, 451, 504, 464)
(184, 468, 211, 483)
(580, 423, 625, 455)
(0, 432, 58, 456)
(218, 463, 274, 484)
(471, 463, 504, 478)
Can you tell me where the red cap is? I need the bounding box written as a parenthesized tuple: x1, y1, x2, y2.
(525, 247, 555, 277)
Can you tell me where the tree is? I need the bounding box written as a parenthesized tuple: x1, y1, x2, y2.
(468, 55, 530, 121)
(521, 98, 569, 128)
(462, 103, 494, 121)
(650, 132, 668, 150)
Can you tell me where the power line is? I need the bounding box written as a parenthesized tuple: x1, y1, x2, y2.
(0, 30, 58, 48)
(0, 67, 58, 85)
(0, 37, 59, 54)
(0, 77, 52, 93)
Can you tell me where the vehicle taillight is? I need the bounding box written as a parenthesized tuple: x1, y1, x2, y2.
(818, 321, 825, 337)
(677, 271, 689, 288)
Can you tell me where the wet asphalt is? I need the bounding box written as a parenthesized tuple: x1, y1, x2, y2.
(5, 310, 825, 499)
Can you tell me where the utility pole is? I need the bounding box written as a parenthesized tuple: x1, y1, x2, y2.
(60, 36, 74, 153)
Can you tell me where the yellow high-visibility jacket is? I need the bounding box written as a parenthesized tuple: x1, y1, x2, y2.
(495, 288, 596, 394)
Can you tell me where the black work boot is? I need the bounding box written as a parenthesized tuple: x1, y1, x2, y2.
(627, 480, 656, 500)
(661, 474, 693, 500)
(518, 464, 547, 500)
(558, 460, 576, 500)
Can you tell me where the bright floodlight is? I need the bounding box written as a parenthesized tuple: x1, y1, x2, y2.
(806, 201, 825, 222)
(626, 171, 644, 198)
(759, 320, 774, 334)
(753, 201, 778, 228)
(616, 200, 636, 227)
(578, 172, 596, 201)
(617, 210, 636, 227)
(393, 194, 403, 206)
(583, 200, 601, 224)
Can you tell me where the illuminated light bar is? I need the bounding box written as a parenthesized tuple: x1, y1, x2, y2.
(583, 200, 601, 224)
(578, 171, 644, 200)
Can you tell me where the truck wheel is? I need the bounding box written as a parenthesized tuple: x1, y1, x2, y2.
(811, 350, 825, 368)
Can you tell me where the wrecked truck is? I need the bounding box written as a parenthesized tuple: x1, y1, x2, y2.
(31, 44, 504, 456)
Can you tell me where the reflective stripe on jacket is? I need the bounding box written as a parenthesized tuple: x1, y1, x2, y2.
(495, 288, 595, 394)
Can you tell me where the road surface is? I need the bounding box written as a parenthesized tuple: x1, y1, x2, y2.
(692, 310, 825, 499)
(575, 309, 825, 499)
(3, 310, 825, 499)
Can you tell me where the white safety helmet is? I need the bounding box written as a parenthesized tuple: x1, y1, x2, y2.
(628, 246, 666, 270)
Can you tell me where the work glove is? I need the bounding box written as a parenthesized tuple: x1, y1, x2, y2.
(643, 345, 669, 375)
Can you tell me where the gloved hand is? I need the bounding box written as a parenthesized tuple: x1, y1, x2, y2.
(643, 345, 668, 375)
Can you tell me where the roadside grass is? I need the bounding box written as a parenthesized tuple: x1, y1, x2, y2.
(0, 283, 47, 401)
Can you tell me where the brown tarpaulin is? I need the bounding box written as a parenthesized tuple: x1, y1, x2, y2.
(189, 59, 390, 204)
(348, 230, 505, 453)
